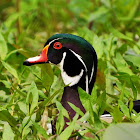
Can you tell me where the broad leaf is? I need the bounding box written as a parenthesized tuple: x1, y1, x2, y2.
(0, 110, 17, 127)
(113, 53, 133, 75)
(56, 101, 70, 120)
(26, 82, 39, 115)
(78, 87, 90, 112)
(124, 55, 140, 68)
(42, 85, 64, 106)
(109, 27, 133, 41)
(118, 100, 130, 118)
(59, 114, 79, 140)
(0, 33, 8, 60)
(103, 123, 140, 140)
(56, 110, 65, 134)
(1, 61, 19, 81)
(2, 122, 15, 140)
(68, 102, 84, 117)
(32, 121, 49, 139)
(88, 6, 109, 22)
(22, 113, 36, 138)
(41, 63, 54, 92)
(112, 106, 123, 122)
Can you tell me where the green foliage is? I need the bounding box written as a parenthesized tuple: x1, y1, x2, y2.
(2, 122, 15, 140)
(0, 0, 140, 139)
(103, 123, 140, 140)
(59, 114, 79, 140)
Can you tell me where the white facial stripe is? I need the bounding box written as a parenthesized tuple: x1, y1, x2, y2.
(49, 38, 63, 46)
(69, 49, 89, 94)
(89, 61, 94, 83)
(57, 52, 84, 87)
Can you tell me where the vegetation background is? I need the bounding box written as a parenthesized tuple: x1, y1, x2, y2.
(0, 0, 140, 139)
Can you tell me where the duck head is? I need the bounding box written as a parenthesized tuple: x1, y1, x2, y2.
(23, 34, 97, 94)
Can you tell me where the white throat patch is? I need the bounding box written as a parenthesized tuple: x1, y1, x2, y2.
(57, 52, 84, 87)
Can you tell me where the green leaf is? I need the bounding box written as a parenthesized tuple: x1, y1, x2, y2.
(92, 35, 104, 59)
(88, 101, 94, 124)
(22, 113, 36, 138)
(18, 101, 27, 114)
(30, 82, 38, 114)
(2, 122, 15, 140)
(109, 27, 133, 41)
(21, 116, 30, 129)
(56, 101, 70, 120)
(129, 99, 133, 113)
(38, 90, 47, 99)
(56, 110, 65, 134)
(0, 80, 11, 88)
(112, 106, 123, 122)
(4, 13, 20, 28)
(124, 55, 140, 68)
(4, 49, 23, 61)
(118, 100, 130, 118)
(116, 73, 137, 99)
(91, 86, 98, 103)
(88, 100, 103, 129)
(88, 6, 109, 22)
(59, 114, 79, 140)
(27, 82, 39, 115)
(42, 85, 64, 106)
(68, 102, 84, 117)
(79, 111, 90, 122)
(93, 111, 103, 129)
(103, 123, 140, 140)
(119, 82, 126, 101)
(113, 53, 133, 75)
(96, 91, 106, 115)
(1, 61, 19, 81)
(0, 110, 17, 127)
(131, 75, 140, 95)
(12, 85, 26, 97)
(0, 33, 8, 60)
(78, 87, 90, 111)
(32, 121, 49, 139)
(22, 127, 31, 139)
(41, 63, 54, 91)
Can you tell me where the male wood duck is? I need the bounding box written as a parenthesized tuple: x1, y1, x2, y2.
(23, 33, 140, 138)
(23, 33, 97, 134)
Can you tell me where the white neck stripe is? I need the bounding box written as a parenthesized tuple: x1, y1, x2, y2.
(89, 61, 94, 83)
(69, 49, 89, 94)
(69, 49, 87, 72)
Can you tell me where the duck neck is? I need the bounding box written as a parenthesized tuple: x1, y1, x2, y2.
(61, 86, 86, 120)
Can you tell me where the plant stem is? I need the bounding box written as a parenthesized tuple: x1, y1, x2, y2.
(16, 0, 22, 34)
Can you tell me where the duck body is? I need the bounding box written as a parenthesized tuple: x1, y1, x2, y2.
(23, 34, 97, 136)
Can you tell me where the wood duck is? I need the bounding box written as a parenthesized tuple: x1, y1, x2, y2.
(23, 33, 97, 132)
(23, 33, 140, 138)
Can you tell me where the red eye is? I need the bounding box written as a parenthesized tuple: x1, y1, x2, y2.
(53, 42, 62, 50)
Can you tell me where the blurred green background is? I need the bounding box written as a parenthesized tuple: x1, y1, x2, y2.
(0, 0, 140, 139)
